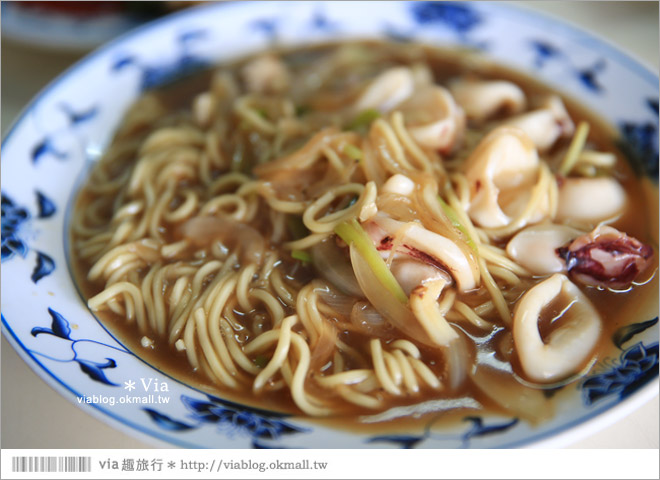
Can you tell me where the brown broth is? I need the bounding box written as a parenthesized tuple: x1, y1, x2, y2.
(70, 41, 659, 434)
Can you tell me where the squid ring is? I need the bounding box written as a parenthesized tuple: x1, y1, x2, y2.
(513, 273, 601, 383)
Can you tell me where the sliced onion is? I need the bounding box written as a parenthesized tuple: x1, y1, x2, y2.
(350, 301, 394, 338)
(315, 285, 357, 318)
(443, 336, 470, 391)
(349, 243, 434, 347)
(470, 364, 553, 423)
(311, 238, 364, 297)
(310, 321, 337, 369)
(179, 216, 265, 265)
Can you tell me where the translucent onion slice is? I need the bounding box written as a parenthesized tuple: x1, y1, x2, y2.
(470, 365, 553, 424)
(310, 321, 337, 369)
(179, 216, 265, 265)
(350, 301, 394, 338)
(349, 242, 435, 347)
(335, 219, 407, 303)
(443, 335, 470, 391)
(311, 238, 363, 297)
(315, 286, 357, 318)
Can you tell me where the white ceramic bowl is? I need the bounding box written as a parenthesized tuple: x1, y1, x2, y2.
(2, 1, 658, 448)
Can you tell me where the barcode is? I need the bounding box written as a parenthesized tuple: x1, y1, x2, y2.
(11, 456, 91, 473)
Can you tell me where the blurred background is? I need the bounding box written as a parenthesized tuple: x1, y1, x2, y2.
(1, 1, 658, 448)
(2, 1, 659, 136)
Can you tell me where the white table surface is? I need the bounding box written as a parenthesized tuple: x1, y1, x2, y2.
(1, 1, 658, 449)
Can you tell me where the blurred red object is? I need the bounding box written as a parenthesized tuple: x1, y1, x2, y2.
(16, 2, 124, 16)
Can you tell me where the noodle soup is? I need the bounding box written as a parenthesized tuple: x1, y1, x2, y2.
(70, 41, 658, 428)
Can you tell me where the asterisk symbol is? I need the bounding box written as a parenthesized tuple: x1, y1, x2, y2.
(167, 461, 176, 469)
(124, 380, 136, 391)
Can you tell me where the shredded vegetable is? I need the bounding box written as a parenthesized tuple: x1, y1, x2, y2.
(342, 144, 364, 162)
(558, 121, 590, 176)
(291, 249, 312, 263)
(348, 108, 380, 131)
(334, 219, 408, 304)
(438, 196, 478, 252)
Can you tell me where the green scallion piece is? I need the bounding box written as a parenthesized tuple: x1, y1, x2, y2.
(291, 249, 312, 263)
(348, 109, 380, 131)
(342, 144, 363, 162)
(438, 196, 478, 253)
(334, 219, 408, 304)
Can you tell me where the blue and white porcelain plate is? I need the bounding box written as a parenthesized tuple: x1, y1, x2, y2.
(2, 1, 658, 448)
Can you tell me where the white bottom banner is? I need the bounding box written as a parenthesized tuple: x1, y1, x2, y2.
(1, 448, 659, 479)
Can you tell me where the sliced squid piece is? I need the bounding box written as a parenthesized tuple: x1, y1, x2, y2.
(241, 54, 291, 94)
(558, 225, 654, 289)
(349, 242, 434, 347)
(367, 213, 480, 291)
(390, 257, 451, 296)
(449, 78, 526, 122)
(504, 96, 575, 151)
(397, 86, 466, 152)
(410, 278, 469, 390)
(506, 224, 583, 276)
(409, 278, 459, 346)
(556, 177, 626, 224)
(464, 127, 548, 229)
(351, 243, 469, 387)
(513, 274, 601, 383)
(354, 67, 414, 113)
(382, 173, 415, 197)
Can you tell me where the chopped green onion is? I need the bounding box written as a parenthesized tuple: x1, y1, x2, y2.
(342, 144, 363, 162)
(558, 121, 590, 176)
(334, 219, 408, 304)
(256, 108, 269, 119)
(438, 196, 478, 253)
(291, 249, 312, 263)
(254, 355, 269, 368)
(348, 109, 380, 131)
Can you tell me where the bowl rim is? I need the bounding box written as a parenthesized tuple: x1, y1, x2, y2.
(494, 1, 658, 83)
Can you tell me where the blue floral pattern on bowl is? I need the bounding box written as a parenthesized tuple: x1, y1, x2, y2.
(618, 98, 660, 179)
(581, 318, 659, 406)
(411, 2, 482, 40)
(1, 193, 56, 282)
(367, 416, 519, 449)
(529, 39, 608, 93)
(112, 30, 209, 91)
(31, 104, 98, 165)
(1, 1, 657, 449)
(30, 307, 126, 386)
(145, 394, 309, 448)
